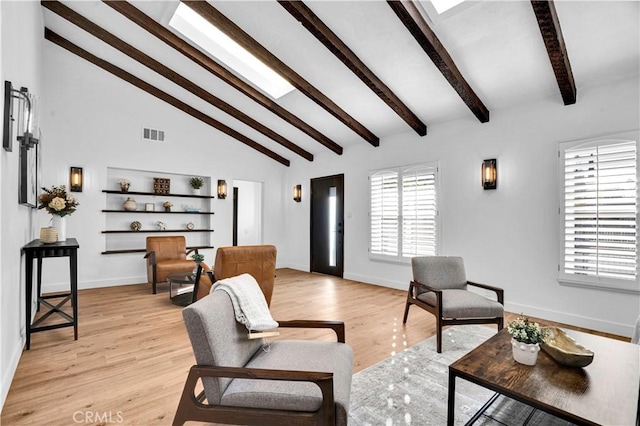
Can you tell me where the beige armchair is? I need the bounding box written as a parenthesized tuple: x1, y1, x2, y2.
(403, 256, 504, 352)
(144, 236, 196, 294)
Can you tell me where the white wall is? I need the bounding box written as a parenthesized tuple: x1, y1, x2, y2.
(234, 179, 263, 245)
(284, 75, 640, 337)
(0, 1, 43, 409)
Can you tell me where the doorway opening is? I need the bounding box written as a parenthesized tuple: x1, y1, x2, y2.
(232, 180, 263, 246)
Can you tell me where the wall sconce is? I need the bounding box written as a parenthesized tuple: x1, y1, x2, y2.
(482, 159, 497, 190)
(69, 167, 83, 192)
(3, 80, 39, 152)
(217, 179, 227, 199)
(293, 184, 302, 202)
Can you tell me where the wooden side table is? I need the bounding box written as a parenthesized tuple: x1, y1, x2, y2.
(22, 238, 79, 350)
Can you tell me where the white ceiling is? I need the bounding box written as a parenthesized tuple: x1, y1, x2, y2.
(42, 1, 640, 164)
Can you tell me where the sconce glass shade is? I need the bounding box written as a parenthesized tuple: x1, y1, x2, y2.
(482, 159, 497, 190)
(293, 184, 302, 202)
(217, 179, 227, 199)
(70, 167, 83, 192)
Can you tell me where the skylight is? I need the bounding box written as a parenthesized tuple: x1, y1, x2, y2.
(430, 0, 466, 14)
(169, 2, 295, 99)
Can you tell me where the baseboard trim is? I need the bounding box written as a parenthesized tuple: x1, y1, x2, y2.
(1, 335, 24, 410)
(41, 276, 147, 293)
(505, 301, 633, 338)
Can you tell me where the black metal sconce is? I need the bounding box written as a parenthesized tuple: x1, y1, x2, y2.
(482, 159, 497, 190)
(3, 80, 39, 152)
(293, 184, 302, 202)
(70, 167, 83, 192)
(217, 180, 227, 199)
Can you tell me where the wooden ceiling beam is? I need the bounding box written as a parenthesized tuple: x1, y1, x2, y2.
(278, 0, 427, 136)
(103, 1, 342, 156)
(43, 28, 290, 167)
(530, 0, 577, 105)
(182, 0, 380, 147)
(386, 0, 489, 123)
(43, 0, 312, 161)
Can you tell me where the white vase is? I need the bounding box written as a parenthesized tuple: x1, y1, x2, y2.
(191, 187, 201, 196)
(123, 197, 138, 211)
(52, 215, 67, 242)
(511, 338, 540, 365)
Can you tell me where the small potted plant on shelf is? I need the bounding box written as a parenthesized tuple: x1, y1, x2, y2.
(163, 201, 173, 212)
(507, 316, 549, 366)
(189, 176, 205, 195)
(118, 178, 131, 192)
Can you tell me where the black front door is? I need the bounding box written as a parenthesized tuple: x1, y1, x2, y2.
(310, 174, 344, 277)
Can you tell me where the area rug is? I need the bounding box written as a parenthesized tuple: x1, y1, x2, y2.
(348, 325, 576, 426)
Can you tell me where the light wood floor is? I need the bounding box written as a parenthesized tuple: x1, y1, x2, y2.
(1, 268, 625, 425)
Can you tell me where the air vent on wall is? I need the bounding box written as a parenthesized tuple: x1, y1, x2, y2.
(142, 127, 165, 142)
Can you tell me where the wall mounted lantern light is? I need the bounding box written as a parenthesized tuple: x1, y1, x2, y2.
(217, 179, 227, 199)
(293, 184, 302, 202)
(69, 167, 83, 192)
(3, 80, 39, 152)
(482, 159, 497, 190)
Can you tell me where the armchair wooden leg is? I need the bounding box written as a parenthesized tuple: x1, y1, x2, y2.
(402, 299, 411, 324)
(497, 317, 504, 330)
(436, 319, 442, 353)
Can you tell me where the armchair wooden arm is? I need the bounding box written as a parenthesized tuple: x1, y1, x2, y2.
(467, 280, 504, 305)
(277, 320, 346, 343)
(173, 365, 335, 426)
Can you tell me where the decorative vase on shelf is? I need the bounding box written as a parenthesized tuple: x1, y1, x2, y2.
(123, 197, 137, 211)
(120, 183, 130, 192)
(164, 206, 171, 212)
(52, 215, 67, 241)
(511, 339, 540, 365)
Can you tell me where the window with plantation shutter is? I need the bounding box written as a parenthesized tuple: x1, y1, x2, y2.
(559, 135, 639, 292)
(370, 163, 438, 261)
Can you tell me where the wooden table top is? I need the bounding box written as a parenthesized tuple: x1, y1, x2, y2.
(450, 328, 639, 425)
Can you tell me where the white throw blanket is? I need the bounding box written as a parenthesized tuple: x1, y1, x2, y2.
(210, 273, 279, 332)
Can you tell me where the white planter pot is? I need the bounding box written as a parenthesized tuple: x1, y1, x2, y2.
(191, 188, 201, 196)
(511, 338, 540, 365)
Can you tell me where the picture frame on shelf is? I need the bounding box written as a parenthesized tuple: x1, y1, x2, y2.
(145, 203, 154, 212)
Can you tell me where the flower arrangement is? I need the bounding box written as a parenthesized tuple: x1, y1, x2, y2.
(507, 316, 548, 345)
(191, 253, 205, 264)
(189, 176, 205, 189)
(38, 185, 79, 217)
(163, 201, 173, 208)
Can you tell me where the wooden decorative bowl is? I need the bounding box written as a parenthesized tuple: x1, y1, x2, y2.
(541, 327, 594, 368)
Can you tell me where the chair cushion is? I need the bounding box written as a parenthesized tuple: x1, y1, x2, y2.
(417, 289, 504, 319)
(221, 340, 353, 426)
(154, 259, 195, 283)
(412, 256, 467, 291)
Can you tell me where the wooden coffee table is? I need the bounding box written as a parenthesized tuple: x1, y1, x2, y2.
(447, 328, 639, 426)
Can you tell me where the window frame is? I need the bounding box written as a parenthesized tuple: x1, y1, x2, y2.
(369, 162, 440, 264)
(558, 132, 639, 294)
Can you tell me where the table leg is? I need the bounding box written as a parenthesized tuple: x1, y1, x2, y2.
(447, 368, 456, 426)
(70, 248, 78, 340)
(25, 253, 33, 350)
(36, 255, 43, 312)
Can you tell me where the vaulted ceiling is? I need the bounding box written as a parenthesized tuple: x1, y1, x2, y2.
(41, 1, 640, 166)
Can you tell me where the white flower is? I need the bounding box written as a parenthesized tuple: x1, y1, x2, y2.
(118, 178, 130, 185)
(48, 197, 66, 211)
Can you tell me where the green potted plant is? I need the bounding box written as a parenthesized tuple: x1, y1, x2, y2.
(507, 316, 549, 365)
(189, 176, 205, 195)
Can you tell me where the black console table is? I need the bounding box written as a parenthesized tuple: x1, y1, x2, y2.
(22, 238, 79, 350)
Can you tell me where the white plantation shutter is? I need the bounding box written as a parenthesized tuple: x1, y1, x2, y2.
(402, 166, 437, 257)
(370, 163, 438, 260)
(370, 170, 399, 256)
(561, 139, 638, 287)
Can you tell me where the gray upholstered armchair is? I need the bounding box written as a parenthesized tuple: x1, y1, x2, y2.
(403, 256, 504, 353)
(174, 290, 354, 425)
